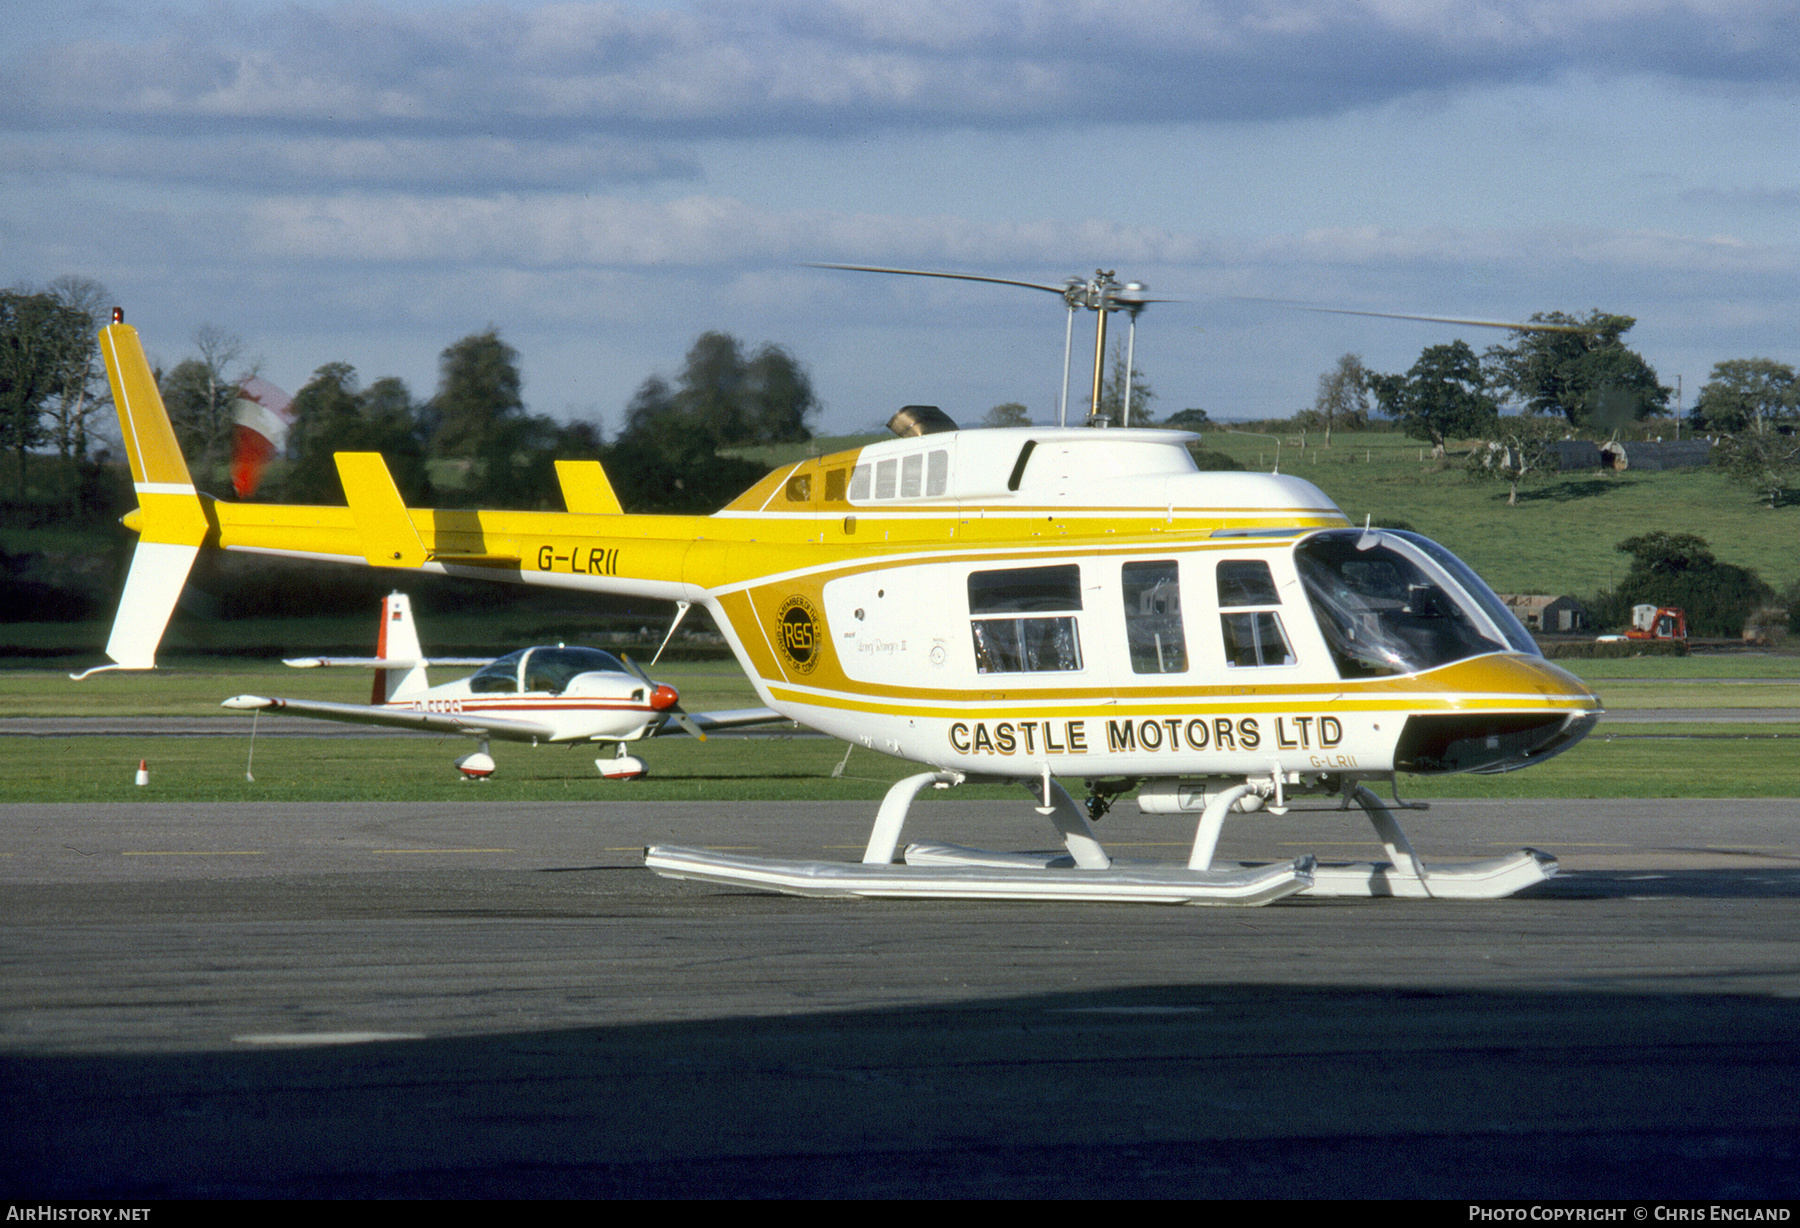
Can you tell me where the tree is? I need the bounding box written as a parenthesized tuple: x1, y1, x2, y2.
(1691, 359, 1797, 436)
(1465, 416, 1563, 506)
(657, 331, 816, 448)
(602, 332, 815, 513)
(605, 374, 769, 514)
(983, 402, 1031, 428)
(0, 288, 94, 496)
(1593, 532, 1772, 638)
(283, 364, 434, 505)
(1712, 430, 1800, 510)
(430, 330, 525, 459)
(1369, 341, 1498, 449)
(1096, 339, 1154, 426)
(1483, 311, 1669, 429)
(160, 325, 252, 482)
(1164, 408, 1210, 428)
(40, 276, 112, 465)
(1307, 353, 1369, 446)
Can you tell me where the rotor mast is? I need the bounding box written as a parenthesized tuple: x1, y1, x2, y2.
(811, 262, 1154, 428)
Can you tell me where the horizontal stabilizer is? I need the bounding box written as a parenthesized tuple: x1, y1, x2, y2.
(335, 453, 427, 568)
(555, 459, 624, 515)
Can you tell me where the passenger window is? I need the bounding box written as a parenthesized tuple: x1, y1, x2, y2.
(1122, 560, 1186, 674)
(875, 458, 898, 499)
(901, 453, 923, 498)
(1217, 560, 1280, 607)
(926, 449, 949, 496)
(849, 464, 871, 500)
(1216, 560, 1295, 668)
(1221, 612, 1295, 668)
(968, 564, 1083, 674)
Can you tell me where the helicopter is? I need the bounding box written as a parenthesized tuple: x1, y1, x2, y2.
(83, 278, 1601, 906)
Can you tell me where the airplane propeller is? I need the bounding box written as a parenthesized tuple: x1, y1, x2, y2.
(620, 654, 707, 741)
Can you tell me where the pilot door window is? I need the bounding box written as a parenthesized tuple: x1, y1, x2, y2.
(1217, 560, 1296, 668)
(967, 564, 1083, 674)
(1122, 560, 1187, 673)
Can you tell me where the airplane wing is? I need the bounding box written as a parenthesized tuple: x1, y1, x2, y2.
(282, 657, 494, 669)
(222, 695, 557, 742)
(653, 707, 791, 737)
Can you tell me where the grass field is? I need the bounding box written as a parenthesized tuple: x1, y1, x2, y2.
(1195, 429, 1800, 597)
(4, 655, 1795, 802)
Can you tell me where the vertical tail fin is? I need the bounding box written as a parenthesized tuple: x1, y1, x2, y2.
(74, 315, 210, 677)
(372, 592, 430, 702)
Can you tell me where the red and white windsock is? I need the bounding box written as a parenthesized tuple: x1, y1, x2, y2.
(230, 375, 295, 499)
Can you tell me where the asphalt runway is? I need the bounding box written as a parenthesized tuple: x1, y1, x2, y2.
(4, 795, 1799, 1198)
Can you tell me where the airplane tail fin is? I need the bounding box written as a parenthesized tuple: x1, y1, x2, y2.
(74, 314, 211, 678)
(372, 592, 430, 702)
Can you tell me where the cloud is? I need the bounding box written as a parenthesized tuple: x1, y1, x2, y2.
(0, 133, 695, 192)
(6, 2, 1794, 152)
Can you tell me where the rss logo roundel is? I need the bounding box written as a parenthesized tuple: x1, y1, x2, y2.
(776, 594, 821, 674)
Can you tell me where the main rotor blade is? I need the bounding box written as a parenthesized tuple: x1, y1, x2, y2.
(1237, 298, 1591, 333)
(808, 263, 1068, 295)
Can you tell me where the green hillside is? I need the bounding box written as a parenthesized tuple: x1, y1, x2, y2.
(1195, 430, 1797, 597)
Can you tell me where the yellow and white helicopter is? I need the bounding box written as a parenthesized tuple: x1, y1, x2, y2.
(220, 592, 782, 779)
(86, 279, 1600, 906)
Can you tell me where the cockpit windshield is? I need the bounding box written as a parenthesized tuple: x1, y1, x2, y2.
(467, 646, 629, 695)
(1295, 529, 1539, 678)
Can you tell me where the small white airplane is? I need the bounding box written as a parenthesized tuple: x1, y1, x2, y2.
(222, 592, 784, 779)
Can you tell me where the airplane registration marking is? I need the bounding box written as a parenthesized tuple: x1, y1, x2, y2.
(536, 544, 621, 576)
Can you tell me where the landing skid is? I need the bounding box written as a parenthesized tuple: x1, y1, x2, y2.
(1283, 784, 1553, 899)
(1177, 781, 1556, 899)
(646, 770, 1314, 906)
(645, 772, 1555, 905)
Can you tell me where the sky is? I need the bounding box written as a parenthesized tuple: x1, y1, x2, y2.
(4, 0, 1796, 437)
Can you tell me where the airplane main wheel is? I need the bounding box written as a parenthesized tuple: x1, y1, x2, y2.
(598, 754, 648, 780)
(455, 750, 497, 779)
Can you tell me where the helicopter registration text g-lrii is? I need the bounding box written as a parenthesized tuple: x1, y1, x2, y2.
(90, 314, 1600, 906)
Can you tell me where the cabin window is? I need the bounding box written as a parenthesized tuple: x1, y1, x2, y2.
(522, 646, 628, 694)
(900, 453, 923, 498)
(784, 473, 812, 503)
(845, 449, 949, 502)
(968, 564, 1083, 674)
(1294, 529, 1525, 678)
(1122, 560, 1187, 674)
(468, 649, 526, 694)
(927, 449, 949, 496)
(1216, 560, 1294, 668)
(825, 468, 847, 502)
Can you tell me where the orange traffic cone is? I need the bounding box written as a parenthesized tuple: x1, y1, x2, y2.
(135, 759, 149, 786)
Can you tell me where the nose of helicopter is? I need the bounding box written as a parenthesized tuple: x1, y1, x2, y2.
(649, 683, 680, 711)
(1393, 653, 1603, 775)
